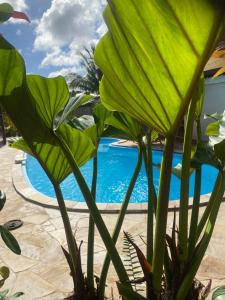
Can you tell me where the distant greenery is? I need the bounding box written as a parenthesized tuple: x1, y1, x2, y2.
(68, 45, 102, 96)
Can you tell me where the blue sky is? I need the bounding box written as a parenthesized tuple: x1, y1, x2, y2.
(1, 0, 106, 77)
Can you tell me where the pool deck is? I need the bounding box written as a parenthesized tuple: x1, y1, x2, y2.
(0, 144, 225, 299)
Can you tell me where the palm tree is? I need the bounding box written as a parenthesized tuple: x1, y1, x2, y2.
(68, 45, 103, 96)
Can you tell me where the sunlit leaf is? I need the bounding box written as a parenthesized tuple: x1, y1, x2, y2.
(205, 111, 225, 164)
(103, 125, 131, 140)
(206, 121, 220, 137)
(57, 123, 95, 167)
(95, 1, 225, 136)
(93, 103, 111, 137)
(71, 115, 95, 131)
(54, 93, 92, 129)
(0, 38, 95, 183)
(105, 111, 143, 141)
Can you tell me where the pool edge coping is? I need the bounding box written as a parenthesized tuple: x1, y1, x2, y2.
(12, 152, 217, 214)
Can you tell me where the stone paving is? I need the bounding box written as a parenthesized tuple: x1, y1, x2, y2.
(0, 145, 224, 299)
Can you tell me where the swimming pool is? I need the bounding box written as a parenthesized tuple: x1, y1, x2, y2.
(25, 138, 218, 203)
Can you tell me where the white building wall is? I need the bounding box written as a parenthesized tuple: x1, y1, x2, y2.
(197, 75, 225, 140)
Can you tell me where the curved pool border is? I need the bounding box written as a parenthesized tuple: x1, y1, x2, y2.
(12, 151, 214, 214)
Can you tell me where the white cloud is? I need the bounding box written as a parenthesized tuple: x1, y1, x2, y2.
(48, 67, 75, 78)
(33, 0, 107, 73)
(16, 29, 22, 35)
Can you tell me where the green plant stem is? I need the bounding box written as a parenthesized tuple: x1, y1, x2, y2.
(152, 136, 175, 297)
(178, 96, 198, 268)
(188, 117, 202, 260)
(0, 106, 6, 145)
(53, 183, 82, 295)
(55, 132, 131, 288)
(144, 132, 156, 264)
(188, 167, 201, 260)
(196, 119, 202, 141)
(195, 173, 222, 242)
(98, 144, 142, 300)
(87, 154, 97, 289)
(176, 171, 225, 300)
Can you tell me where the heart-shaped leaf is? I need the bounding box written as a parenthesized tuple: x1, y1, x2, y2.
(105, 111, 143, 141)
(55, 93, 92, 129)
(0, 37, 95, 183)
(95, 1, 225, 136)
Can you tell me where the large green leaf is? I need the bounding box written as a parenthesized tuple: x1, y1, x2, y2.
(205, 111, 225, 164)
(0, 37, 95, 183)
(57, 123, 95, 167)
(206, 121, 220, 137)
(0, 3, 13, 24)
(95, 1, 225, 136)
(54, 93, 92, 129)
(70, 115, 95, 131)
(93, 103, 111, 137)
(26, 76, 95, 181)
(75, 104, 111, 146)
(105, 111, 143, 141)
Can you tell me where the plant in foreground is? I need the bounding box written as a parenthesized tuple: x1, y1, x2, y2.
(0, 190, 22, 299)
(0, 1, 225, 300)
(94, 1, 225, 298)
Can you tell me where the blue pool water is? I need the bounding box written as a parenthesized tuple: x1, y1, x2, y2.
(25, 138, 218, 203)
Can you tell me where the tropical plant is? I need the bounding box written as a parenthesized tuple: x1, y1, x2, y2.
(0, 190, 22, 298)
(94, 1, 225, 299)
(1, 1, 225, 300)
(68, 45, 103, 96)
(0, 106, 6, 145)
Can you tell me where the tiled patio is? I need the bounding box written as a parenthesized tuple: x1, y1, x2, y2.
(0, 144, 224, 299)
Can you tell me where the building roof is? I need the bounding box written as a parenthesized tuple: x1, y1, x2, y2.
(205, 40, 225, 71)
